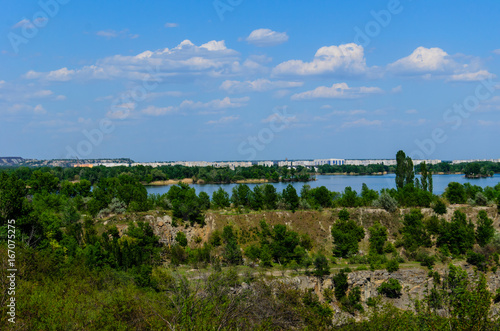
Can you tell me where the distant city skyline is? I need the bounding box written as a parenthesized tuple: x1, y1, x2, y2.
(1, 1, 499, 161)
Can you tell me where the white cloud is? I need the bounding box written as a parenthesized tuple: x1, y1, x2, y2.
(96, 29, 139, 39)
(206, 115, 239, 125)
(406, 109, 418, 114)
(106, 102, 136, 119)
(391, 85, 402, 93)
(24, 40, 243, 82)
(388, 46, 495, 81)
(320, 105, 332, 109)
(273, 43, 370, 77)
(33, 104, 46, 114)
(493, 49, 500, 55)
(220, 79, 303, 93)
(165, 22, 179, 28)
(291, 83, 383, 100)
(246, 29, 289, 47)
(141, 105, 176, 116)
(180, 97, 249, 110)
(448, 70, 495, 82)
(341, 118, 382, 128)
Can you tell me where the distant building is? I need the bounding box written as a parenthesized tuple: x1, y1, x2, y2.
(313, 158, 345, 166)
(73, 164, 94, 168)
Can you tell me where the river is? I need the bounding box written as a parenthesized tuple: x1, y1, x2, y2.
(146, 174, 500, 196)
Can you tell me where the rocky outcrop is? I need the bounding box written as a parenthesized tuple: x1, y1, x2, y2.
(143, 215, 211, 246)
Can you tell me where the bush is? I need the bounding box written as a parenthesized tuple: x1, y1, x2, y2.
(331, 209, 365, 258)
(466, 251, 487, 271)
(313, 254, 330, 277)
(386, 259, 400, 273)
(373, 192, 398, 212)
(333, 269, 349, 300)
(433, 199, 447, 215)
(377, 279, 402, 298)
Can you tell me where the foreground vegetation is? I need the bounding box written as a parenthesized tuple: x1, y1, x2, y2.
(1, 151, 500, 329)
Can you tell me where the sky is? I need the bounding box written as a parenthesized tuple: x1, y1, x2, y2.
(1, 0, 499, 162)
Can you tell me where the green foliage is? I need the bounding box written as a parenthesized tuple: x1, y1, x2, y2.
(331, 209, 365, 258)
(313, 254, 330, 277)
(433, 198, 447, 215)
(395, 150, 414, 190)
(167, 183, 204, 224)
(333, 269, 349, 300)
(401, 209, 431, 252)
(445, 182, 467, 204)
(373, 191, 398, 212)
(282, 184, 300, 211)
(211, 187, 230, 209)
(341, 286, 364, 314)
(466, 251, 487, 271)
(222, 225, 243, 265)
(175, 231, 188, 247)
(437, 210, 475, 256)
(377, 279, 402, 298)
(476, 210, 495, 247)
(386, 259, 400, 273)
(368, 222, 388, 255)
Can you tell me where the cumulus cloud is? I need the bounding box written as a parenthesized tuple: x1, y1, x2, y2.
(164, 22, 179, 28)
(388, 46, 495, 81)
(245, 29, 289, 47)
(220, 79, 303, 93)
(24, 40, 243, 82)
(272, 43, 371, 77)
(206, 115, 239, 125)
(291, 83, 383, 100)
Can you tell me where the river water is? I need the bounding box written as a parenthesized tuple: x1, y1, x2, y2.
(146, 174, 500, 196)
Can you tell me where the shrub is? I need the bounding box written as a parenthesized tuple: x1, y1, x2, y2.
(373, 192, 398, 212)
(175, 232, 188, 247)
(331, 209, 365, 258)
(475, 192, 488, 206)
(333, 269, 349, 300)
(313, 254, 330, 277)
(433, 199, 447, 215)
(466, 251, 487, 271)
(377, 279, 402, 298)
(386, 259, 400, 273)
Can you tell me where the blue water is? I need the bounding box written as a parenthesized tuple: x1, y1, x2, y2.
(146, 174, 500, 196)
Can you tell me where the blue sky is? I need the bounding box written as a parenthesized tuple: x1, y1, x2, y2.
(1, 0, 499, 162)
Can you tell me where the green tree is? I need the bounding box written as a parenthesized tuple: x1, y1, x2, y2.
(437, 210, 475, 255)
(175, 232, 188, 247)
(198, 191, 211, 210)
(313, 254, 330, 277)
(212, 187, 230, 209)
(368, 222, 388, 255)
(476, 210, 495, 247)
(331, 209, 365, 257)
(377, 279, 402, 298)
(445, 182, 467, 204)
(402, 209, 431, 252)
(222, 225, 242, 265)
(262, 184, 278, 209)
(282, 184, 299, 211)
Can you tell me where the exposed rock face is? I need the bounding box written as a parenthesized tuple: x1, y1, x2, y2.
(143, 215, 211, 246)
